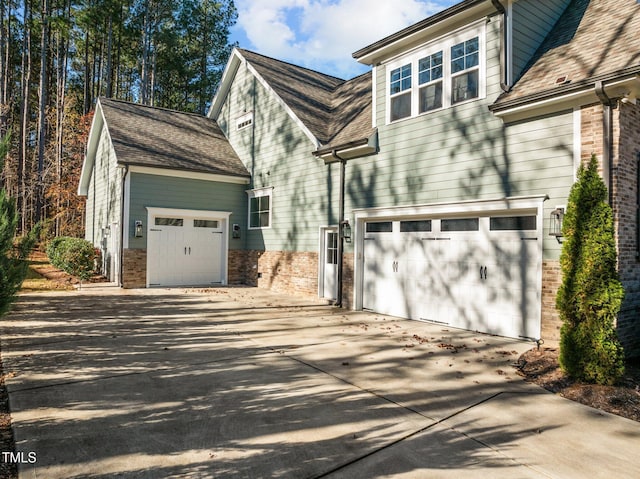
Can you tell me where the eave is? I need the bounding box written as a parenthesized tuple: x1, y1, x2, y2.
(491, 70, 640, 122)
(353, 0, 493, 65)
(313, 130, 378, 164)
(78, 99, 106, 196)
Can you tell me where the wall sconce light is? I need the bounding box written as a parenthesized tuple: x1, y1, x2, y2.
(232, 223, 241, 239)
(340, 220, 352, 243)
(134, 220, 143, 238)
(549, 208, 565, 241)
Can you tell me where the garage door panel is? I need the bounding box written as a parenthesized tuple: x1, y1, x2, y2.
(361, 212, 542, 340)
(147, 213, 225, 287)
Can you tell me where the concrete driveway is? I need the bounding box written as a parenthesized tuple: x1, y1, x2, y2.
(1, 285, 639, 478)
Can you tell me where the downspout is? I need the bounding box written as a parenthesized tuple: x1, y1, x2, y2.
(332, 149, 347, 308)
(595, 81, 614, 203)
(491, 0, 510, 92)
(118, 164, 128, 287)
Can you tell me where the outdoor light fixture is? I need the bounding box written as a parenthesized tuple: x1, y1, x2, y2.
(340, 220, 352, 243)
(134, 220, 143, 238)
(549, 207, 565, 241)
(232, 223, 241, 239)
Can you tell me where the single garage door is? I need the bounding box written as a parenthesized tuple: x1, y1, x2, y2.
(147, 213, 225, 287)
(363, 214, 541, 340)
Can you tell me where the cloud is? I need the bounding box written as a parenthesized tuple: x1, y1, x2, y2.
(233, 0, 454, 78)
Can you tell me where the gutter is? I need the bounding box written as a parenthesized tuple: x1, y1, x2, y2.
(490, 67, 640, 114)
(331, 150, 347, 308)
(119, 164, 128, 287)
(595, 81, 615, 204)
(490, 0, 510, 93)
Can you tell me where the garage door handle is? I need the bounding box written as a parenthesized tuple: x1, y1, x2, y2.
(189, 247, 191, 255)
(184, 247, 187, 255)
(480, 266, 487, 280)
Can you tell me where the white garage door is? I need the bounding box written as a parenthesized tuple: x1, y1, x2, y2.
(362, 214, 541, 340)
(147, 214, 225, 287)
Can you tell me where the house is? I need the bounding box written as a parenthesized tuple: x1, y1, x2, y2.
(79, 0, 640, 355)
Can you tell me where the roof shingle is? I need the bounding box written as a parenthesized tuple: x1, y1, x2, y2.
(496, 0, 640, 106)
(99, 98, 249, 178)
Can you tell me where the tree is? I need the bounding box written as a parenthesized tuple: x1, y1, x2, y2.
(0, 131, 38, 316)
(556, 154, 625, 385)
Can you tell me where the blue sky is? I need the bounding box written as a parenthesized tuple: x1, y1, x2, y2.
(229, 0, 459, 79)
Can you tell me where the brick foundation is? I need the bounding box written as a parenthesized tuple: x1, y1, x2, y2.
(541, 260, 562, 341)
(122, 249, 147, 288)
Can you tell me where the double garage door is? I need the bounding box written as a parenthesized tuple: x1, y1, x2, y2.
(147, 212, 225, 287)
(362, 213, 541, 340)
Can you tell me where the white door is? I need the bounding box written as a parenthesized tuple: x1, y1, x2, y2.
(360, 213, 541, 340)
(147, 214, 225, 287)
(322, 229, 338, 300)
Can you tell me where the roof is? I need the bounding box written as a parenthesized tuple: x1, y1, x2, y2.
(232, 49, 375, 151)
(237, 49, 345, 144)
(99, 98, 250, 177)
(494, 0, 640, 109)
(317, 71, 375, 153)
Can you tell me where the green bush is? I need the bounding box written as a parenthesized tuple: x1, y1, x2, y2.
(47, 237, 97, 284)
(46, 236, 68, 269)
(556, 154, 625, 385)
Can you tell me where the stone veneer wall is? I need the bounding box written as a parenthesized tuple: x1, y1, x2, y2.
(122, 249, 147, 288)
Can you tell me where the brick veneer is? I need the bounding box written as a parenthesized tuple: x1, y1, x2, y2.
(122, 249, 147, 288)
(541, 261, 562, 341)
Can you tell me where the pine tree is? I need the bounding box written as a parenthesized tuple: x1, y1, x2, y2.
(556, 154, 625, 385)
(0, 131, 38, 316)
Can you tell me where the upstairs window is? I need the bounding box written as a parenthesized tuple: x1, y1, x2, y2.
(385, 24, 484, 123)
(390, 64, 412, 121)
(418, 51, 443, 113)
(451, 37, 479, 104)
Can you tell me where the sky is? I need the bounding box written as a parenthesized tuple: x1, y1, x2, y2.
(229, 0, 459, 79)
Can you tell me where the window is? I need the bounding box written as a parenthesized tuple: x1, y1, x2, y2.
(236, 111, 253, 131)
(194, 219, 220, 228)
(246, 188, 272, 229)
(390, 64, 412, 121)
(490, 216, 536, 231)
(400, 220, 432, 232)
(451, 37, 479, 104)
(385, 25, 484, 123)
(441, 218, 479, 232)
(366, 221, 393, 233)
(326, 232, 338, 265)
(418, 52, 443, 113)
(155, 217, 183, 227)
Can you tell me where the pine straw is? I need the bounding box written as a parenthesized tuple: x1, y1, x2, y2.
(518, 347, 640, 422)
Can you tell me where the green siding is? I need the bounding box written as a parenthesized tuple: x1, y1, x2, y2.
(127, 173, 247, 250)
(218, 60, 340, 252)
(357, 13, 575, 260)
(85, 127, 123, 247)
(511, 0, 571, 82)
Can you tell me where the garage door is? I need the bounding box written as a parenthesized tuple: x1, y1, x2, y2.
(362, 214, 541, 340)
(147, 214, 224, 287)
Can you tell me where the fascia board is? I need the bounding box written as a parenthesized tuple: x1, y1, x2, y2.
(129, 165, 250, 184)
(78, 100, 105, 196)
(207, 48, 243, 119)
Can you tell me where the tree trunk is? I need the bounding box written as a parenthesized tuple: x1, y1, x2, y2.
(35, 0, 49, 224)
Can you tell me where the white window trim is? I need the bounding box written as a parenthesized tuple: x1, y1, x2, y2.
(246, 187, 273, 230)
(236, 111, 253, 131)
(385, 23, 486, 124)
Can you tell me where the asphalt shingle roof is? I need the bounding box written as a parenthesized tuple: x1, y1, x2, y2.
(496, 0, 640, 106)
(238, 49, 374, 148)
(99, 98, 250, 178)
